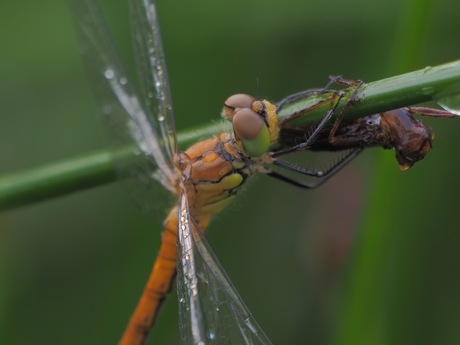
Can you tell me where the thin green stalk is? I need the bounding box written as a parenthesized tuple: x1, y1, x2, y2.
(277, 60, 460, 127)
(1, 60, 460, 211)
(335, 0, 436, 344)
(0, 150, 116, 211)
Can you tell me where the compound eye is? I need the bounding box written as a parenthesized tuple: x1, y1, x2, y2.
(222, 94, 255, 121)
(233, 108, 264, 141)
(233, 108, 270, 157)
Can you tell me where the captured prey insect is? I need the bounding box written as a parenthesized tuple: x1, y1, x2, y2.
(276, 82, 456, 174)
(69, 1, 456, 344)
(309, 106, 456, 170)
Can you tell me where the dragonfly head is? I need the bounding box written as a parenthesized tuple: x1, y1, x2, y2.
(222, 94, 279, 157)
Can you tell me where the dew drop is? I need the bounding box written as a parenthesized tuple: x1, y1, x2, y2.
(437, 94, 460, 115)
(119, 77, 127, 85)
(435, 84, 460, 116)
(104, 68, 114, 80)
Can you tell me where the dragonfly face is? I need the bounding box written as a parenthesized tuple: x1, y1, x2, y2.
(222, 94, 280, 158)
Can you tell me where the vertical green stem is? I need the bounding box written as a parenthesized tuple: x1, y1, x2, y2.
(335, 0, 434, 344)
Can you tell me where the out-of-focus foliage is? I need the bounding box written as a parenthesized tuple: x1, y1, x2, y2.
(1, 0, 459, 344)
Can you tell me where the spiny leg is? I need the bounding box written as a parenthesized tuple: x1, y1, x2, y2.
(276, 88, 325, 113)
(273, 90, 345, 157)
(268, 146, 363, 189)
(327, 77, 364, 141)
(407, 107, 457, 118)
(274, 77, 364, 158)
(270, 77, 365, 188)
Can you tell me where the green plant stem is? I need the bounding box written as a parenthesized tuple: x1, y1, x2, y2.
(335, 1, 435, 344)
(1, 60, 460, 211)
(277, 60, 460, 126)
(0, 151, 116, 210)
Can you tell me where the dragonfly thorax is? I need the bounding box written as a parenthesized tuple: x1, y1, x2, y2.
(178, 132, 256, 225)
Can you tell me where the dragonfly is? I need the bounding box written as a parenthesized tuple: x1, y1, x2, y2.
(69, 1, 355, 344)
(69, 1, 456, 344)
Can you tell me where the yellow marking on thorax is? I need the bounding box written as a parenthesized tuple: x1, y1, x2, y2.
(196, 173, 244, 192)
(200, 195, 236, 214)
(182, 133, 249, 218)
(194, 170, 244, 212)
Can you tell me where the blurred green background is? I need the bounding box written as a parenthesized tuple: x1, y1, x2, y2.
(1, 0, 460, 344)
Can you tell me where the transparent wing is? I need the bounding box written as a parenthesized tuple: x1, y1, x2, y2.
(129, 0, 177, 162)
(69, 0, 178, 212)
(177, 191, 273, 345)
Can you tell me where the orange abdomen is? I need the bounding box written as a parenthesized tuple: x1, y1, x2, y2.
(119, 135, 250, 345)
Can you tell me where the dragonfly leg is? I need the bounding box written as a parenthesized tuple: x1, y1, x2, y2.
(275, 77, 355, 124)
(327, 78, 364, 141)
(273, 90, 345, 158)
(272, 159, 326, 177)
(268, 147, 363, 189)
(324, 75, 362, 90)
(407, 107, 457, 118)
(275, 77, 364, 158)
(277, 88, 345, 128)
(276, 88, 326, 113)
(276, 76, 361, 113)
(323, 132, 377, 147)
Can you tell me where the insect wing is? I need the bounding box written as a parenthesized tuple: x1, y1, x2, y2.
(129, 0, 178, 162)
(69, 0, 177, 213)
(177, 192, 273, 345)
